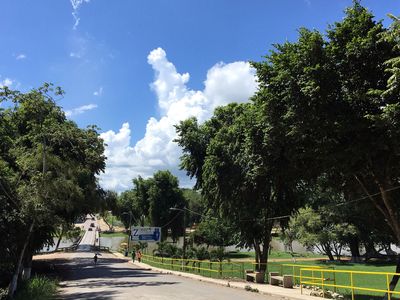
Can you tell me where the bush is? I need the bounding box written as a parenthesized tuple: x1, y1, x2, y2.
(154, 242, 180, 257)
(209, 248, 226, 262)
(194, 247, 209, 260)
(14, 276, 58, 300)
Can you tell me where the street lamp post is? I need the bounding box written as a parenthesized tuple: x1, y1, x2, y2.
(169, 207, 187, 260)
(122, 212, 132, 256)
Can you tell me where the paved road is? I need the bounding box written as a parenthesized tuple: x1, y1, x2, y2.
(52, 251, 280, 300)
(77, 215, 98, 251)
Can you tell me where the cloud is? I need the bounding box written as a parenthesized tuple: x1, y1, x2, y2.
(69, 36, 88, 59)
(70, 0, 90, 30)
(93, 87, 103, 96)
(0, 78, 14, 88)
(65, 103, 97, 117)
(99, 48, 258, 192)
(16, 54, 26, 60)
(70, 52, 82, 58)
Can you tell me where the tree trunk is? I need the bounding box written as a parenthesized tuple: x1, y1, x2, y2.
(253, 241, 261, 271)
(349, 238, 361, 262)
(22, 252, 33, 280)
(322, 243, 335, 261)
(256, 223, 273, 284)
(55, 225, 65, 251)
(259, 242, 270, 273)
(8, 221, 34, 297)
(383, 256, 400, 300)
(102, 215, 112, 231)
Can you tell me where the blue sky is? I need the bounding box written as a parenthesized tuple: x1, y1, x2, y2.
(1, 0, 398, 191)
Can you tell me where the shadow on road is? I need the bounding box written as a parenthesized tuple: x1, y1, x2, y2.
(60, 290, 119, 300)
(37, 253, 180, 299)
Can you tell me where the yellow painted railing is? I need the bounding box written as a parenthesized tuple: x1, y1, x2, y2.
(248, 262, 330, 283)
(141, 254, 243, 277)
(142, 254, 335, 284)
(281, 264, 333, 284)
(300, 268, 400, 300)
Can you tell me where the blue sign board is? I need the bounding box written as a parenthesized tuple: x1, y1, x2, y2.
(131, 227, 161, 242)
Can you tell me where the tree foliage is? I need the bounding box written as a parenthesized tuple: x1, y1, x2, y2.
(116, 170, 187, 241)
(0, 84, 105, 294)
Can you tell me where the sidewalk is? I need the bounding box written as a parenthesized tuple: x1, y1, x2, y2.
(112, 251, 320, 300)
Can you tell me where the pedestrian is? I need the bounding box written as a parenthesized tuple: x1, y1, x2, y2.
(131, 250, 136, 262)
(137, 250, 142, 263)
(93, 253, 98, 265)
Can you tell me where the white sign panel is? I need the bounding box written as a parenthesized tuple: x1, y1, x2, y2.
(131, 226, 161, 242)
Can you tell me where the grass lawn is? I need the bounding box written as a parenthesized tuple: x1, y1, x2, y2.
(99, 231, 128, 238)
(142, 254, 400, 299)
(274, 260, 400, 299)
(227, 250, 325, 261)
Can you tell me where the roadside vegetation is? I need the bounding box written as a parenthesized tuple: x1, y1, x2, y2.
(13, 276, 58, 300)
(0, 84, 107, 297)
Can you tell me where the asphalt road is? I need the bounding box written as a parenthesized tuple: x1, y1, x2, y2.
(77, 215, 98, 251)
(54, 251, 281, 300)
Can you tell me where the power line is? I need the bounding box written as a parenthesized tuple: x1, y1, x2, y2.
(238, 185, 400, 222)
(161, 210, 183, 228)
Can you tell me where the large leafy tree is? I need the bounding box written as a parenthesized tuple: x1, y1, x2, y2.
(251, 1, 400, 291)
(0, 84, 105, 296)
(148, 170, 187, 241)
(117, 171, 186, 241)
(176, 103, 305, 273)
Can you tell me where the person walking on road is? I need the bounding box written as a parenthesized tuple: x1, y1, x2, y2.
(93, 253, 98, 265)
(131, 251, 136, 262)
(136, 250, 142, 263)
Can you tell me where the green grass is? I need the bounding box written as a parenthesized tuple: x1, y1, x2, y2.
(142, 254, 400, 300)
(99, 231, 128, 237)
(227, 250, 324, 260)
(14, 276, 58, 300)
(274, 260, 400, 300)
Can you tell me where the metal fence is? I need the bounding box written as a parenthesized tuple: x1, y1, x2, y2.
(300, 267, 400, 300)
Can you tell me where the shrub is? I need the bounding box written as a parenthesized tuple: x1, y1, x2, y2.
(194, 247, 209, 260)
(209, 247, 226, 262)
(155, 242, 180, 257)
(185, 248, 197, 259)
(14, 276, 58, 300)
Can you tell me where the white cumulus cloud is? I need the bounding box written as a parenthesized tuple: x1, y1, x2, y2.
(99, 48, 258, 192)
(65, 103, 97, 117)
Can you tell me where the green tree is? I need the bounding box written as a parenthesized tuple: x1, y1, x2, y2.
(250, 2, 400, 291)
(287, 207, 357, 261)
(148, 170, 187, 241)
(191, 217, 236, 248)
(181, 188, 205, 226)
(0, 84, 105, 296)
(176, 103, 305, 273)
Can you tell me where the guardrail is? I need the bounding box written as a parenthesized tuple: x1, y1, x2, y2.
(141, 255, 333, 284)
(280, 264, 333, 284)
(141, 254, 244, 279)
(300, 268, 400, 300)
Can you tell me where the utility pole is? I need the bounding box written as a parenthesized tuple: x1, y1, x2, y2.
(169, 207, 187, 260)
(122, 212, 132, 256)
